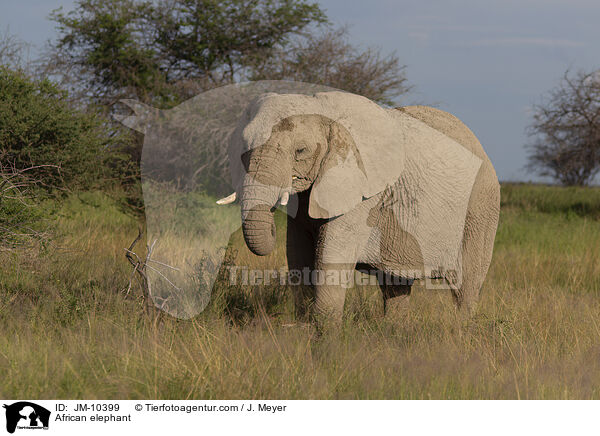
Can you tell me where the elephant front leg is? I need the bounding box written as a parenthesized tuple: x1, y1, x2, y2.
(286, 215, 316, 321)
(312, 224, 363, 328)
(310, 202, 373, 329)
(312, 262, 355, 328)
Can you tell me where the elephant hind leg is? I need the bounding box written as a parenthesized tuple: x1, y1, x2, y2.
(448, 274, 480, 317)
(449, 224, 497, 317)
(378, 274, 412, 320)
(450, 166, 500, 316)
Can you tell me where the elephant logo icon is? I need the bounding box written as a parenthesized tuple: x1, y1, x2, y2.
(3, 402, 50, 433)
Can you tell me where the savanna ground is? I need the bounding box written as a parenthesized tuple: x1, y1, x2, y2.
(2, 183, 600, 399)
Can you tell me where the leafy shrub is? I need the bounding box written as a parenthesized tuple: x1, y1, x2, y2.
(0, 66, 133, 192)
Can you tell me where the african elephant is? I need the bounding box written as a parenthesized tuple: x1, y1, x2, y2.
(217, 91, 500, 326)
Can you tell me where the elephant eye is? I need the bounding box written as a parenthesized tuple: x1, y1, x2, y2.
(295, 147, 308, 157)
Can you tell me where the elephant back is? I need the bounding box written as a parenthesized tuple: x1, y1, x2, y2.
(395, 106, 490, 163)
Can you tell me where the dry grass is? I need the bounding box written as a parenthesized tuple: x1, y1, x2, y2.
(1, 184, 600, 399)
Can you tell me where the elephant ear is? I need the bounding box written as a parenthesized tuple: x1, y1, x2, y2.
(308, 122, 369, 219)
(308, 111, 406, 219)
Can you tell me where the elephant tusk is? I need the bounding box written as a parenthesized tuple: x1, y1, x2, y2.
(216, 192, 237, 205)
(280, 191, 289, 206)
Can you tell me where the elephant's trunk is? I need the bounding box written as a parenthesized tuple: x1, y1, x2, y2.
(240, 173, 281, 256)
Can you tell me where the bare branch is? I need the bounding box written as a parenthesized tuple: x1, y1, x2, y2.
(0, 28, 31, 71)
(249, 26, 411, 106)
(123, 228, 165, 326)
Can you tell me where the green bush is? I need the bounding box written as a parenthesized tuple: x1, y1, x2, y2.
(0, 66, 133, 192)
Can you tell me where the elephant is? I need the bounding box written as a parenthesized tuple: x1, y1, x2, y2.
(217, 91, 500, 327)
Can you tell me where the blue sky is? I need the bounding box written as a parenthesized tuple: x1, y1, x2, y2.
(1, 0, 598, 182)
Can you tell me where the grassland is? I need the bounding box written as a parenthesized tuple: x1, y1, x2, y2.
(1, 184, 600, 399)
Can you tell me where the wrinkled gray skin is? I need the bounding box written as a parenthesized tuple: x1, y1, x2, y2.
(237, 105, 500, 326)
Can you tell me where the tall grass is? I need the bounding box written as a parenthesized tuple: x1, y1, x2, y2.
(1, 184, 600, 399)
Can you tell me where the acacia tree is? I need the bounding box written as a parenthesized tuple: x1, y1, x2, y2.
(46, 0, 327, 106)
(46, 0, 410, 107)
(527, 70, 600, 186)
